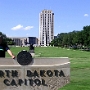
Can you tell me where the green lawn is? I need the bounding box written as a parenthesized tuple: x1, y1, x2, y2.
(6, 46, 90, 90)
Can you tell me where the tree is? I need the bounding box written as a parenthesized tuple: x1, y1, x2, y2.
(49, 25, 90, 48)
(0, 32, 15, 45)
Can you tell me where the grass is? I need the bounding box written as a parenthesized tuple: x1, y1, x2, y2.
(6, 46, 90, 90)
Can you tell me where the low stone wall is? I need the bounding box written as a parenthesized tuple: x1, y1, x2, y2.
(0, 57, 70, 90)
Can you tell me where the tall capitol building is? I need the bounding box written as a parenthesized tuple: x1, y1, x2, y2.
(39, 9, 54, 46)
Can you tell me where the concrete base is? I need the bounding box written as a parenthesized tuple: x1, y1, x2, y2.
(0, 57, 70, 90)
(30, 53, 35, 57)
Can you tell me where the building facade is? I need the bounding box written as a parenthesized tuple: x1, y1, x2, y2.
(10, 37, 27, 47)
(10, 37, 38, 47)
(39, 10, 54, 46)
(27, 37, 38, 46)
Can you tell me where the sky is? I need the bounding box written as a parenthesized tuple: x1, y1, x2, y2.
(0, 0, 90, 38)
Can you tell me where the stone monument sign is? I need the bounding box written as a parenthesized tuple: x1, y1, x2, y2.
(0, 51, 70, 90)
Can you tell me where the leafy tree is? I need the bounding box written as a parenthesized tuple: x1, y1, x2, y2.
(0, 32, 15, 45)
(51, 25, 90, 49)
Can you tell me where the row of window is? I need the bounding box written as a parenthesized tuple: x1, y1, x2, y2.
(40, 22, 53, 24)
(40, 20, 53, 23)
(42, 36, 53, 39)
(44, 32, 53, 34)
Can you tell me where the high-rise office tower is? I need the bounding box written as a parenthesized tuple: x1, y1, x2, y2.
(39, 10, 54, 46)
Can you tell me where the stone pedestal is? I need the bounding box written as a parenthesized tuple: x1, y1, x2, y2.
(0, 57, 70, 90)
(29, 50, 35, 57)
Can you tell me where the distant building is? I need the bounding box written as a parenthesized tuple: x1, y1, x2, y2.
(9, 37, 38, 47)
(10, 37, 27, 47)
(39, 9, 54, 46)
(27, 37, 38, 46)
(54, 36, 57, 39)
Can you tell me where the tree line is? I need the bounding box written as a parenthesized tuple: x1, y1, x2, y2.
(50, 25, 90, 50)
(0, 32, 15, 45)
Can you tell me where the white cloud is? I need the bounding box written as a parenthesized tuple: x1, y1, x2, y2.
(24, 26, 34, 30)
(84, 14, 89, 17)
(11, 24, 23, 30)
(11, 24, 34, 31)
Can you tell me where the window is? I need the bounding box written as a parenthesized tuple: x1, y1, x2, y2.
(42, 41, 44, 44)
